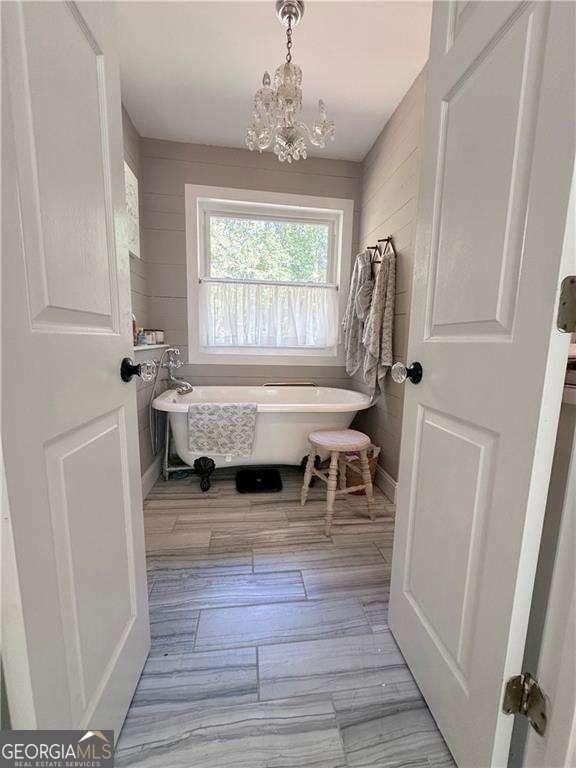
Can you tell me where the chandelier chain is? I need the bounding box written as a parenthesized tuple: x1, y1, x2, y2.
(285, 17, 292, 63)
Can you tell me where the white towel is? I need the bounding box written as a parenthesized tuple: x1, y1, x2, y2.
(188, 403, 257, 457)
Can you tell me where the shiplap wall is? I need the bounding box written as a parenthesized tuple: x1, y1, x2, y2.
(122, 107, 148, 330)
(123, 107, 163, 477)
(125, 74, 426, 482)
(352, 70, 427, 483)
(140, 138, 362, 387)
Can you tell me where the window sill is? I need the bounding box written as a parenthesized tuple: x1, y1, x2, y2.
(134, 344, 169, 352)
(189, 346, 344, 367)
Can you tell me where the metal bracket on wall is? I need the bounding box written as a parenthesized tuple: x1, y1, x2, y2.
(557, 276, 576, 333)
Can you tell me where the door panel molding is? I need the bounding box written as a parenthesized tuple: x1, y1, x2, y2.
(426, 2, 549, 342)
(44, 409, 138, 724)
(403, 406, 498, 692)
(5, 1, 120, 335)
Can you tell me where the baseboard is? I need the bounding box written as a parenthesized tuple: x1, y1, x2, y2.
(142, 454, 162, 500)
(374, 464, 397, 505)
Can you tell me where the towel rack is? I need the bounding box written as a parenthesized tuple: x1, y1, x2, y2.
(262, 381, 318, 387)
(367, 235, 395, 265)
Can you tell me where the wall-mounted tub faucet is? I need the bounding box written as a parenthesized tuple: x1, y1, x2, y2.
(162, 347, 193, 395)
(149, 346, 193, 458)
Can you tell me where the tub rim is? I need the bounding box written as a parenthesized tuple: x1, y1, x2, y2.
(152, 386, 373, 414)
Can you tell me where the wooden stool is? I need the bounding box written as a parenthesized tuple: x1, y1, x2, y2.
(301, 429, 375, 536)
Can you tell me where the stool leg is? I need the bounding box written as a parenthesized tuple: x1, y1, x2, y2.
(325, 451, 339, 536)
(339, 460, 347, 491)
(360, 448, 375, 521)
(301, 450, 315, 506)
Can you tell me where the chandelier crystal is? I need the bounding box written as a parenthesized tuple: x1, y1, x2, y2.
(246, 0, 335, 162)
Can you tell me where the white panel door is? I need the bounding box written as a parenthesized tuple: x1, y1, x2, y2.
(389, 2, 575, 767)
(2, 1, 150, 736)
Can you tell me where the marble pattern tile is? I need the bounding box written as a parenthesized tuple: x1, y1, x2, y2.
(243, 506, 292, 523)
(143, 513, 178, 534)
(377, 540, 394, 561)
(195, 597, 370, 651)
(254, 543, 384, 573)
(260, 500, 345, 522)
(147, 486, 250, 502)
(150, 570, 306, 611)
(259, 631, 413, 700)
(145, 530, 211, 553)
(303, 563, 391, 601)
(147, 551, 253, 578)
(149, 603, 200, 654)
(175, 518, 291, 534)
(362, 597, 390, 632)
(116, 697, 346, 768)
(323, 522, 396, 536)
(331, 533, 394, 548)
(331, 680, 425, 728)
(128, 648, 258, 713)
(145, 496, 249, 510)
(118, 470, 453, 767)
(332, 682, 455, 767)
(172, 508, 248, 525)
(210, 525, 330, 550)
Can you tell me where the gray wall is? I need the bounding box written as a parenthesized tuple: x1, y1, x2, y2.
(123, 108, 169, 477)
(352, 70, 427, 483)
(122, 107, 148, 329)
(140, 138, 362, 387)
(125, 73, 426, 484)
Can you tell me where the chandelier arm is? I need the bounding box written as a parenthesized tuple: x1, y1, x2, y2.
(296, 121, 325, 148)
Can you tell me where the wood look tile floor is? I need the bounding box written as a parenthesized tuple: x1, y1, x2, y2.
(117, 469, 455, 768)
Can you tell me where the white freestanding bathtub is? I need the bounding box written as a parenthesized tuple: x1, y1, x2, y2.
(152, 386, 372, 468)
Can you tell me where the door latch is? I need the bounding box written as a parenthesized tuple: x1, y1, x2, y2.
(502, 673, 547, 736)
(557, 276, 576, 333)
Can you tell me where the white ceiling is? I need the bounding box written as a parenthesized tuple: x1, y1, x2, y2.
(114, 1, 431, 162)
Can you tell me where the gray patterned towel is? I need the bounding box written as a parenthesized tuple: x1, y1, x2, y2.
(188, 403, 257, 457)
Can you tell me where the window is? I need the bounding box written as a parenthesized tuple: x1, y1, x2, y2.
(186, 186, 353, 365)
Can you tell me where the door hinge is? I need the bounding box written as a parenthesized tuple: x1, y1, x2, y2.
(557, 276, 576, 333)
(502, 673, 547, 736)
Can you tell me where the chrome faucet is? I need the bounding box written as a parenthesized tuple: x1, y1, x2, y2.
(161, 347, 193, 395)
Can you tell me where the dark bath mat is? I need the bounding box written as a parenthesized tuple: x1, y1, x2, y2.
(170, 469, 192, 480)
(236, 468, 283, 494)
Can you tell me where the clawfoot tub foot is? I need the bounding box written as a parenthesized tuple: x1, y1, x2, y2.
(194, 456, 216, 492)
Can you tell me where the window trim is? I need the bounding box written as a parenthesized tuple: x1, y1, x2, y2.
(185, 185, 354, 366)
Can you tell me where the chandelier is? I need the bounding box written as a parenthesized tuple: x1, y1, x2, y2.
(245, 0, 335, 163)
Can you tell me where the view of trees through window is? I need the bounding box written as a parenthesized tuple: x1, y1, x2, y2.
(208, 215, 330, 284)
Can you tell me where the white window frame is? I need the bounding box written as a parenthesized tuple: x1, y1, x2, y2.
(185, 184, 354, 366)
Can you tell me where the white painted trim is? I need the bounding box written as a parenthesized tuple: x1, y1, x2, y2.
(1, 443, 36, 728)
(141, 454, 162, 500)
(185, 184, 354, 366)
(375, 463, 397, 505)
(523, 402, 576, 767)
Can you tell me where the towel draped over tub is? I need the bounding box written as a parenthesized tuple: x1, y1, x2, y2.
(188, 402, 257, 457)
